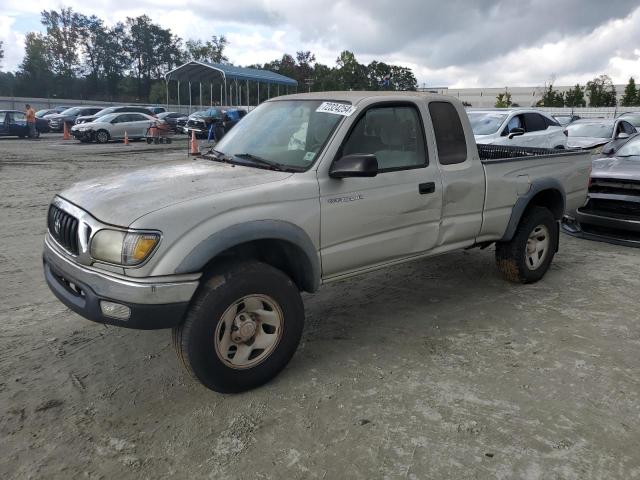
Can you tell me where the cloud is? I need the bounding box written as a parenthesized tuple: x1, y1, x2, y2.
(2, 0, 640, 88)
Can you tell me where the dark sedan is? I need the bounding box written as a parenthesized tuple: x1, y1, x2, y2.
(185, 108, 246, 139)
(0, 110, 50, 137)
(46, 106, 102, 132)
(156, 112, 184, 132)
(563, 135, 640, 247)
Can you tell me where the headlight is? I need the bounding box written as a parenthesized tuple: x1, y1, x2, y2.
(90, 230, 160, 266)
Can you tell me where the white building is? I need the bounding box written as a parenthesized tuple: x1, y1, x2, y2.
(420, 85, 628, 108)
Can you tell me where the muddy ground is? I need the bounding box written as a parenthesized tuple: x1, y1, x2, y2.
(1, 134, 639, 479)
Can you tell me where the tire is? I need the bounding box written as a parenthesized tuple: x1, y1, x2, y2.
(495, 206, 558, 284)
(95, 130, 110, 144)
(173, 261, 304, 393)
(146, 137, 153, 144)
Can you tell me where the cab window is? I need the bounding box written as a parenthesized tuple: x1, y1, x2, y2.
(428, 102, 468, 165)
(341, 104, 427, 171)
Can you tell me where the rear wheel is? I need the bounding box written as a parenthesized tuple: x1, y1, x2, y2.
(95, 129, 110, 144)
(173, 261, 304, 393)
(495, 206, 557, 283)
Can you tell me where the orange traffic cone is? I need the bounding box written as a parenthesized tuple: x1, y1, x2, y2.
(190, 130, 200, 155)
(63, 122, 71, 140)
(124, 131, 129, 145)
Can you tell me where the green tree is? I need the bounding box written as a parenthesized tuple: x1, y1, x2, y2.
(495, 89, 512, 108)
(335, 50, 367, 90)
(621, 77, 638, 106)
(185, 35, 229, 64)
(16, 32, 53, 97)
(41, 8, 83, 80)
(564, 84, 586, 107)
(126, 15, 183, 100)
(586, 74, 617, 107)
(537, 84, 564, 107)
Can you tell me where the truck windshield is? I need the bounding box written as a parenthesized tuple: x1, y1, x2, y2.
(566, 123, 613, 138)
(468, 112, 508, 135)
(212, 100, 346, 171)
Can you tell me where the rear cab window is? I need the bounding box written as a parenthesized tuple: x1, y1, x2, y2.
(428, 102, 468, 165)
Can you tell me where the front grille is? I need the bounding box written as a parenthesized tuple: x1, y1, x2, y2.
(590, 178, 640, 196)
(48, 204, 80, 254)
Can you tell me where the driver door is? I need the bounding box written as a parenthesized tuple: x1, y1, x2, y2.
(318, 102, 443, 278)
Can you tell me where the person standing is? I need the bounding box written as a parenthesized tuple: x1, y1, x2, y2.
(25, 104, 37, 138)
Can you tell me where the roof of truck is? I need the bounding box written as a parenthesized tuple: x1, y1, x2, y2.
(269, 91, 449, 104)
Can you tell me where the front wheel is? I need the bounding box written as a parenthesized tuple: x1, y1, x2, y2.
(495, 206, 558, 283)
(95, 129, 110, 144)
(173, 261, 304, 393)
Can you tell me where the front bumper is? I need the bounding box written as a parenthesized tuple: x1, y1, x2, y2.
(562, 210, 640, 248)
(43, 237, 201, 329)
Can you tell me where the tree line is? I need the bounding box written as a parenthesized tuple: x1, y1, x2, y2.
(497, 75, 640, 108)
(0, 7, 418, 104)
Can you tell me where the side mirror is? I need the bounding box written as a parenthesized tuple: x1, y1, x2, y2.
(329, 153, 378, 178)
(602, 145, 616, 155)
(508, 127, 525, 139)
(616, 132, 630, 139)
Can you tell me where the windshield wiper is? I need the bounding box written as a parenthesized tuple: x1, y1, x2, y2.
(233, 153, 289, 171)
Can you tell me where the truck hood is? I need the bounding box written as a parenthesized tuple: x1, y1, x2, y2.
(566, 137, 609, 149)
(591, 156, 640, 181)
(59, 159, 292, 226)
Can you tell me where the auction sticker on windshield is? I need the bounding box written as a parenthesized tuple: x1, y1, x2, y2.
(316, 102, 357, 116)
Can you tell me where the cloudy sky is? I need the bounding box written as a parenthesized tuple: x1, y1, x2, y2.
(2, 0, 640, 88)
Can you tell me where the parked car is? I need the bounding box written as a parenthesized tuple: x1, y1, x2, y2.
(552, 114, 580, 127)
(563, 134, 640, 247)
(175, 114, 189, 132)
(53, 106, 72, 113)
(469, 109, 567, 149)
(185, 107, 247, 139)
(0, 110, 50, 137)
(36, 109, 58, 119)
(43, 92, 591, 393)
(617, 112, 640, 128)
(145, 106, 167, 115)
(45, 106, 103, 132)
(564, 118, 637, 150)
(156, 112, 184, 132)
(70, 112, 156, 143)
(76, 106, 156, 125)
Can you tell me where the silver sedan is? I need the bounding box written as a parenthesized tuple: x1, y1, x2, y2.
(70, 112, 157, 143)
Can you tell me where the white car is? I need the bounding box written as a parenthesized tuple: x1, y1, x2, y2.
(469, 109, 567, 149)
(71, 112, 156, 143)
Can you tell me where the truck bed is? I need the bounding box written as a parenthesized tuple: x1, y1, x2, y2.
(476, 144, 592, 242)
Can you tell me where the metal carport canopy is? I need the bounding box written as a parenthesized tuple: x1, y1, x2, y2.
(164, 61, 298, 86)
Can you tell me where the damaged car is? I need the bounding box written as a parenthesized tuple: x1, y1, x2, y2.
(565, 118, 637, 151)
(563, 134, 640, 247)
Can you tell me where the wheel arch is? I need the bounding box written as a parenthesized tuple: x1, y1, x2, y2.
(175, 220, 321, 293)
(501, 179, 565, 242)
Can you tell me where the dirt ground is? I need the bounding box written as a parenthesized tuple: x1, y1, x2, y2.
(1, 134, 639, 479)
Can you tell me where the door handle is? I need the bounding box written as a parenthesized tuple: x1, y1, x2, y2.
(419, 182, 435, 194)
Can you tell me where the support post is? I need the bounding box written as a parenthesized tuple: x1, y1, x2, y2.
(199, 82, 202, 109)
(268, 83, 270, 99)
(165, 80, 169, 109)
(277, 84, 280, 97)
(177, 81, 181, 113)
(224, 77, 227, 106)
(246, 80, 249, 107)
(257, 82, 260, 104)
(188, 81, 192, 113)
(210, 83, 213, 106)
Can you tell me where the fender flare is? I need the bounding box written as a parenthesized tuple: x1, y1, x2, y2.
(175, 220, 321, 292)
(501, 178, 566, 242)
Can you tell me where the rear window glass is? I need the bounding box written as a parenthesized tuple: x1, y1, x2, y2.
(429, 102, 468, 165)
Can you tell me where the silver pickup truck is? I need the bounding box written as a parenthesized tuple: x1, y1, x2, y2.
(43, 92, 591, 393)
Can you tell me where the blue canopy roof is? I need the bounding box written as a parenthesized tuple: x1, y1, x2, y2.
(165, 61, 297, 86)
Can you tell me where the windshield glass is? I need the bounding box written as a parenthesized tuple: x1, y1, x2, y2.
(212, 100, 345, 171)
(615, 137, 640, 157)
(566, 123, 613, 138)
(468, 112, 508, 135)
(621, 115, 640, 127)
(95, 113, 118, 123)
(60, 107, 81, 116)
